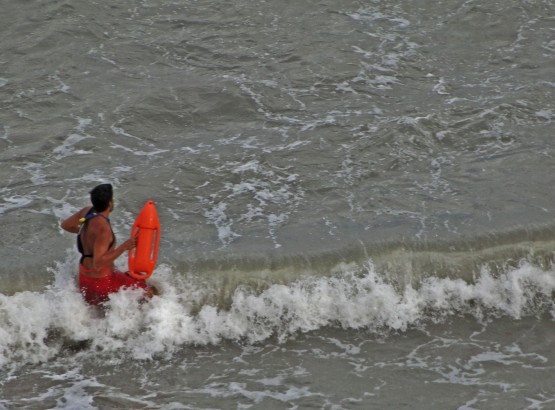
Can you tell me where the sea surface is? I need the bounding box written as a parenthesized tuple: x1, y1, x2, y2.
(1, 0, 555, 408)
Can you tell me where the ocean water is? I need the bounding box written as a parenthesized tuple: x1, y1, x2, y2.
(1, 0, 555, 408)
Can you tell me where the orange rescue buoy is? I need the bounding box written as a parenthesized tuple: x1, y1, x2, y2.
(128, 200, 160, 280)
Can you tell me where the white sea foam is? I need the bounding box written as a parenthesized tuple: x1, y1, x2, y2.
(53, 134, 94, 159)
(196, 158, 304, 248)
(535, 109, 552, 121)
(191, 381, 316, 404)
(110, 126, 142, 141)
(1, 125, 10, 145)
(20, 162, 47, 185)
(201, 200, 241, 246)
(1, 255, 554, 368)
(46, 72, 70, 95)
(110, 143, 169, 156)
(52, 118, 95, 160)
(0, 195, 33, 214)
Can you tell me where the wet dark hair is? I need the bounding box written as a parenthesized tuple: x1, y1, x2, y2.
(90, 183, 113, 212)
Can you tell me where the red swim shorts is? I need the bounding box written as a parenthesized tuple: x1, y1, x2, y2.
(79, 270, 148, 306)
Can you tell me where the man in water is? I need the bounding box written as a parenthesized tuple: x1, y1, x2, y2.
(61, 183, 155, 305)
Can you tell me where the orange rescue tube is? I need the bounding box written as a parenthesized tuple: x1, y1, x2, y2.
(128, 200, 160, 280)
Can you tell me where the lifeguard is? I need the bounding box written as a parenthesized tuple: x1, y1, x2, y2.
(61, 184, 157, 306)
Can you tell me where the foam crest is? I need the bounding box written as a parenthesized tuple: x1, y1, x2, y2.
(1, 257, 554, 367)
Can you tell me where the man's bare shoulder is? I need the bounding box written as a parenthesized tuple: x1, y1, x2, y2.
(87, 215, 111, 236)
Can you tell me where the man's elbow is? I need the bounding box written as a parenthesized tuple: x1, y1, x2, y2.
(61, 220, 77, 233)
